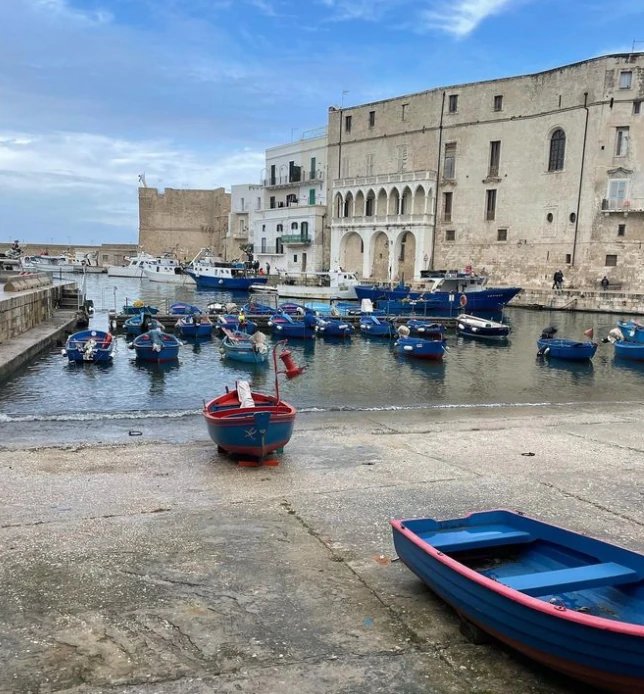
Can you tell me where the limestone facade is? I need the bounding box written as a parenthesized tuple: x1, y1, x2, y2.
(138, 187, 231, 262)
(327, 53, 644, 290)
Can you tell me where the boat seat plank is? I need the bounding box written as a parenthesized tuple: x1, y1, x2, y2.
(502, 562, 639, 597)
(423, 527, 533, 553)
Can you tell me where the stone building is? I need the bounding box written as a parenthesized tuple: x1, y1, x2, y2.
(227, 183, 263, 263)
(138, 187, 231, 262)
(328, 53, 644, 290)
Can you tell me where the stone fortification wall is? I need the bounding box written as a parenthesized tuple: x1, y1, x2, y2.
(138, 187, 231, 261)
(0, 283, 72, 343)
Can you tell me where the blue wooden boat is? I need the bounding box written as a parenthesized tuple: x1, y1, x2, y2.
(392, 509, 644, 693)
(269, 311, 316, 339)
(457, 313, 510, 340)
(216, 314, 257, 335)
(406, 319, 446, 337)
(537, 338, 597, 360)
(175, 315, 213, 338)
(132, 330, 181, 362)
(614, 341, 644, 361)
(121, 303, 159, 316)
(359, 315, 396, 337)
(313, 316, 353, 338)
(393, 336, 446, 360)
(617, 321, 644, 344)
(169, 302, 203, 316)
(220, 329, 270, 364)
(123, 314, 164, 336)
(63, 329, 114, 363)
(242, 301, 276, 316)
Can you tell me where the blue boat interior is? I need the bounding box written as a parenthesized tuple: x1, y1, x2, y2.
(402, 511, 644, 624)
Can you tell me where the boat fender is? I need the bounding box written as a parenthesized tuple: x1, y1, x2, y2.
(459, 294, 468, 308)
(544, 347, 550, 355)
(279, 349, 305, 379)
(219, 347, 225, 355)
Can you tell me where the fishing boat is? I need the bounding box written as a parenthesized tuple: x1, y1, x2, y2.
(63, 329, 114, 363)
(457, 314, 511, 340)
(107, 252, 154, 278)
(274, 271, 360, 301)
(216, 314, 257, 335)
(220, 328, 270, 364)
(183, 248, 267, 291)
(131, 330, 182, 362)
(537, 338, 597, 361)
(393, 336, 446, 360)
(268, 311, 317, 339)
(313, 316, 353, 338)
(142, 253, 195, 285)
(614, 341, 644, 361)
(391, 509, 644, 693)
(359, 315, 396, 337)
(241, 301, 276, 316)
(617, 320, 644, 344)
(355, 270, 521, 314)
(175, 315, 213, 338)
(169, 302, 203, 316)
(123, 314, 164, 337)
(406, 319, 446, 337)
(203, 344, 302, 463)
(21, 253, 88, 274)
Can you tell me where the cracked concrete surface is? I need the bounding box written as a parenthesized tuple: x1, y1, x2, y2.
(2, 403, 643, 693)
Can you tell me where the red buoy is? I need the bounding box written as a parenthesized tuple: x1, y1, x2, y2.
(279, 349, 304, 379)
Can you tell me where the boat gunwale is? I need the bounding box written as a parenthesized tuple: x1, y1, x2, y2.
(391, 510, 644, 637)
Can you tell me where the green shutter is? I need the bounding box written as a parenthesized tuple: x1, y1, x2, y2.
(309, 189, 316, 205)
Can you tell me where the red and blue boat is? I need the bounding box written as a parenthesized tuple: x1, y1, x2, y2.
(216, 314, 257, 335)
(131, 330, 182, 362)
(392, 509, 644, 693)
(63, 329, 114, 363)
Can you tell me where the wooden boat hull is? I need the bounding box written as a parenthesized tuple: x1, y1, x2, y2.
(394, 337, 445, 360)
(132, 332, 181, 362)
(216, 316, 257, 335)
(356, 286, 522, 312)
(169, 302, 203, 316)
(359, 317, 395, 337)
(391, 510, 644, 693)
(123, 316, 163, 336)
(176, 320, 213, 337)
(614, 341, 644, 361)
(64, 330, 114, 363)
(221, 337, 270, 364)
(314, 318, 353, 337)
(203, 391, 296, 459)
(406, 320, 446, 337)
(537, 338, 597, 360)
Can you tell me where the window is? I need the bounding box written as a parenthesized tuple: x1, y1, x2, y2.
(293, 255, 298, 263)
(401, 103, 408, 121)
(443, 192, 453, 222)
(365, 192, 375, 217)
(102, 254, 109, 261)
(310, 157, 316, 179)
(606, 254, 618, 267)
(269, 196, 276, 209)
(269, 165, 276, 185)
(396, 144, 408, 173)
(239, 219, 245, 232)
(608, 179, 628, 209)
(291, 221, 299, 230)
(548, 129, 566, 171)
(493, 95, 503, 111)
(345, 115, 352, 132)
(443, 142, 456, 180)
(445, 229, 455, 241)
(369, 110, 376, 127)
(635, 101, 642, 115)
(448, 94, 458, 113)
(366, 153, 374, 176)
(618, 224, 626, 236)
(276, 238, 283, 254)
(276, 223, 283, 233)
(565, 253, 572, 264)
(489, 140, 501, 177)
(262, 224, 266, 231)
(256, 197, 261, 210)
(309, 188, 316, 205)
(497, 228, 507, 241)
(301, 221, 309, 239)
(546, 213, 554, 223)
(261, 237, 267, 253)
(615, 127, 629, 156)
(485, 189, 497, 221)
(569, 212, 576, 223)
(619, 71, 632, 89)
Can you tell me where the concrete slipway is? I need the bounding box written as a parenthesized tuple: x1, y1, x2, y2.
(1, 402, 642, 693)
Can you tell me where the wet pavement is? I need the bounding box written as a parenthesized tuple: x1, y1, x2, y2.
(2, 403, 642, 693)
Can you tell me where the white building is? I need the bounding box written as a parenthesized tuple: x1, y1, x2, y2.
(251, 128, 328, 274)
(227, 183, 263, 261)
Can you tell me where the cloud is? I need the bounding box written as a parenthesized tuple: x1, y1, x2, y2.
(318, 0, 404, 21)
(419, 0, 523, 36)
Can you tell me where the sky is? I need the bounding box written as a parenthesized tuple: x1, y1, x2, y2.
(0, 0, 642, 246)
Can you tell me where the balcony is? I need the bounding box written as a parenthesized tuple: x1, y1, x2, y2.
(256, 246, 285, 255)
(331, 213, 433, 226)
(602, 198, 644, 213)
(280, 234, 311, 245)
(263, 171, 325, 188)
(333, 169, 437, 188)
(233, 228, 249, 240)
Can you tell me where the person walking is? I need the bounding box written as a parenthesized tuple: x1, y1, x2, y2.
(552, 270, 564, 291)
(601, 276, 610, 291)
(266, 262, 271, 276)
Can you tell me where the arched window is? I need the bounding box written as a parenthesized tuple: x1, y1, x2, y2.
(276, 223, 283, 233)
(291, 221, 299, 230)
(548, 129, 566, 172)
(301, 221, 309, 239)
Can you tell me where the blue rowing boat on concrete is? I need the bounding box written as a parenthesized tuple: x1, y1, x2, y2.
(392, 509, 644, 693)
(537, 338, 597, 361)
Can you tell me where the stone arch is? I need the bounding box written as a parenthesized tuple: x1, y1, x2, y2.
(400, 186, 413, 215)
(412, 184, 426, 215)
(370, 231, 390, 280)
(343, 191, 354, 218)
(339, 231, 363, 275)
(376, 188, 388, 217)
(365, 188, 376, 217)
(393, 230, 416, 282)
(389, 187, 401, 216)
(354, 190, 365, 217)
(334, 192, 344, 218)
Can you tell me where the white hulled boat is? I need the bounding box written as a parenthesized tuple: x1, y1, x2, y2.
(273, 271, 360, 301)
(142, 253, 195, 285)
(107, 252, 155, 278)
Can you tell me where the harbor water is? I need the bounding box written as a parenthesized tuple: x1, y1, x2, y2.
(0, 274, 642, 422)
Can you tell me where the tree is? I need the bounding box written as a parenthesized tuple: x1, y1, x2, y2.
(239, 243, 254, 262)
